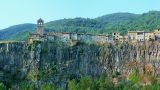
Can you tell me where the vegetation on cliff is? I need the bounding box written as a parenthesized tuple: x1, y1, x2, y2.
(1, 73, 160, 90)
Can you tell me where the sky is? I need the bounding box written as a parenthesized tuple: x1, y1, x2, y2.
(0, 0, 160, 29)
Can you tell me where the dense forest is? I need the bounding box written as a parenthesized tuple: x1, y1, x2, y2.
(1, 11, 160, 40)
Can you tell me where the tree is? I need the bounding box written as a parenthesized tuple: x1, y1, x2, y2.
(96, 74, 114, 90)
(68, 79, 77, 90)
(0, 82, 6, 90)
(27, 67, 39, 82)
(77, 76, 94, 90)
(19, 82, 34, 90)
(40, 83, 56, 90)
(128, 69, 140, 85)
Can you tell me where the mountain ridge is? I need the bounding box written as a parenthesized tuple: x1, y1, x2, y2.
(1, 11, 160, 40)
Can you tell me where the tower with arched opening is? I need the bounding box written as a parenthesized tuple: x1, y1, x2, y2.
(37, 18, 44, 35)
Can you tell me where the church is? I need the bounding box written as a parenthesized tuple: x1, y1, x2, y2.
(28, 18, 45, 43)
(28, 18, 77, 44)
(28, 18, 111, 44)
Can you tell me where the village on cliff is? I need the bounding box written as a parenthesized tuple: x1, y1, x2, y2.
(28, 18, 160, 44)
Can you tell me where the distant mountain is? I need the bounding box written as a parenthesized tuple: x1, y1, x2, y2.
(0, 23, 36, 40)
(45, 11, 160, 34)
(45, 18, 102, 33)
(1, 11, 160, 40)
(95, 12, 140, 24)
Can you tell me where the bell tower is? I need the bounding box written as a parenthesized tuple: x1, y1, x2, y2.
(37, 18, 44, 35)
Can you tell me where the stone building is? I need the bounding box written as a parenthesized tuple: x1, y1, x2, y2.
(128, 31, 145, 42)
(28, 18, 45, 43)
(29, 19, 114, 44)
(124, 35, 129, 42)
(154, 29, 160, 39)
(70, 33, 78, 41)
(92, 34, 108, 43)
(136, 31, 145, 41)
(58, 32, 70, 42)
(119, 36, 124, 42)
(112, 32, 120, 40)
(46, 32, 70, 42)
(107, 36, 114, 43)
(37, 18, 44, 35)
(128, 31, 137, 41)
(128, 31, 155, 42)
(77, 33, 92, 42)
(145, 32, 154, 41)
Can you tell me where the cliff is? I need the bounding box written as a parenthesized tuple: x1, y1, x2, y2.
(0, 40, 160, 89)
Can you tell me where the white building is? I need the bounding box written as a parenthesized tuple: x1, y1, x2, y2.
(92, 34, 108, 43)
(77, 33, 92, 42)
(56, 32, 70, 42)
(136, 31, 145, 41)
(128, 31, 145, 42)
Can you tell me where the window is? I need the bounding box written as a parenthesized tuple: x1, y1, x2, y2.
(137, 32, 143, 35)
(133, 37, 135, 40)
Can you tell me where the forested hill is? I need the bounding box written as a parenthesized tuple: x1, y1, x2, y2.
(1, 11, 160, 40)
(0, 24, 36, 40)
(45, 11, 160, 34)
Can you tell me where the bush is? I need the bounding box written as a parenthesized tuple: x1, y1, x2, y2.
(77, 76, 94, 90)
(19, 82, 34, 90)
(40, 83, 56, 90)
(0, 82, 7, 90)
(128, 69, 140, 85)
(68, 79, 77, 90)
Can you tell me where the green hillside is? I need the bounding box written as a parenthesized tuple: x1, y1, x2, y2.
(45, 11, 160, 35)
(0, 24, 36, 40)
(1, 11, 160, 41)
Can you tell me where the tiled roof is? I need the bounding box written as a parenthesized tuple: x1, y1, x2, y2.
(128, 31, 145, 33)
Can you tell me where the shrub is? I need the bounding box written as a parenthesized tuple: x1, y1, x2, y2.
(68, 79, 77, 90)
(0, 82, 7, 90)
(40, 83, 56, 90)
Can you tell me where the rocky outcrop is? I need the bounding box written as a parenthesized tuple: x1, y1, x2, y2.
(0, 40, 160, 89)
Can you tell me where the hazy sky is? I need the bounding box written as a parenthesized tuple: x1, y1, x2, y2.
(0, 0, 160, 29)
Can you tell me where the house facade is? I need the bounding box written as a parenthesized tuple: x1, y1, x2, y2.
(124, 35, 129, 42)
(154, 29, 160, 39)
(128, 31, 145, 42)
(70, 33, 78, 41)
(145, 32, 154, 41)
(128, 31, 156, 42)
(128, 31, 137, 41)
(136, 31, 145, 41)
(92, 34, 108, 43)
(112, 32, 120, 40)
(119, 36, 124, 42)
(30, 19, 160, 44)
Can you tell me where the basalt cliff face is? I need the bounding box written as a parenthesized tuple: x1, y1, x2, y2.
(0, 41, 160, 89)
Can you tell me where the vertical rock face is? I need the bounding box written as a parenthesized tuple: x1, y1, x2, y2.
(0, 42, 28, 82)
(38, 42, 117, 88)
(0, 41, 160, 89)
(0, 42, 27, 71)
